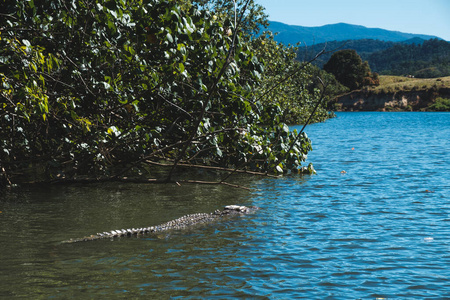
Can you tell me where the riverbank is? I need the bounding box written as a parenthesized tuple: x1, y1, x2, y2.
(335, 76, 450, 111)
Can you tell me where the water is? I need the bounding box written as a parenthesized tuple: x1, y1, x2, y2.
(0, 112, 449, 299)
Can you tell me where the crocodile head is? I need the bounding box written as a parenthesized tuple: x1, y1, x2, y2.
(223, 205, 259, 214)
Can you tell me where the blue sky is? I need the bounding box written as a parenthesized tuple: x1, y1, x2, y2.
(254, 0, 450, 41)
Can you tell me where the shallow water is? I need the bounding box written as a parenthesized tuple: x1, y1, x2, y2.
(0, 112, 449, 298)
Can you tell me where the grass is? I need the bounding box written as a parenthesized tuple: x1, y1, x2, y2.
(367, 75, 450, 94)
(337, 75, 450, 111)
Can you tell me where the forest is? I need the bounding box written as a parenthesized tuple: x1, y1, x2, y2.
(368, 39, 450, 78)
(300, 38, 450, 78)
(0, 0, 335, 188)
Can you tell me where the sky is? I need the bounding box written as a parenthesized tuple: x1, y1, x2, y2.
(254, 0, 450, 41)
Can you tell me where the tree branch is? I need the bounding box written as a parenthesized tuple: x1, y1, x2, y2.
(165, 0, 251, 182)
(145, 159, 279, 178)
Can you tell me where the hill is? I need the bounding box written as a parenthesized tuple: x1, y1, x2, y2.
(267, 21, 443, 46)
(368, 39, 450, 77)
(299, 38, 450, 78)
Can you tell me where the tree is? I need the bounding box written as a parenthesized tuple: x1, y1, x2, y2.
(0, 0, 319, 187)
(323, 49, 371, 90)
(190, 0, 268, 36)
(308, 65, 349, 111)
(189, 2, 331, 125)
(251, 32, 332, 125)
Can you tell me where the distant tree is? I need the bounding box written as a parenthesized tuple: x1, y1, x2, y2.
(323, 49, 372, 90)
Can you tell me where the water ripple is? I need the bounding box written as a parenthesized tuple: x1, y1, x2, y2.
(1, 113, 449, 299)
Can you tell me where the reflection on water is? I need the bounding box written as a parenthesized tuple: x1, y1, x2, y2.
(0, 112, 449, 298)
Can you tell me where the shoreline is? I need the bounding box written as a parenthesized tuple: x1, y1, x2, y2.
(334, 77, 450, 111)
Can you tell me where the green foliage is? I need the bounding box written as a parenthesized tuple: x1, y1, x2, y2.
(323, 49, 375, 90)
(428, 97, 450, 111)
(191, 0, 268, 36)
(368, 39, 450, 78)
(251, 33, 330, 124)
(0, 0, 318, 186)
(308, 65, 349, 110)
(299, 39, 396, 69)
(299, 38, 450, 78)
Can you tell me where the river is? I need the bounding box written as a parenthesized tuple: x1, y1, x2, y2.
(0, 112, 449, 299)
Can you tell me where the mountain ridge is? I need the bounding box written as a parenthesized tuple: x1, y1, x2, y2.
(267, 21, 444, 45)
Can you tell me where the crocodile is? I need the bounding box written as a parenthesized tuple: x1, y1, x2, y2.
(62, 205, 259, 243)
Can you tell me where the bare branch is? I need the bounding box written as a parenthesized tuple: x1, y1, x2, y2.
(145, 160, 279, 178)
(157, 92, 192, 118)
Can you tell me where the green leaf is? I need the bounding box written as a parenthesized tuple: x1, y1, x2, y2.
(166, 32, 173, 43)
(102, 82, 111, 90)
(178, 63, 184, 73)
(30, 62, 37, 73)
(216, 147, 222, 157)
(276, 165, 283, 173)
